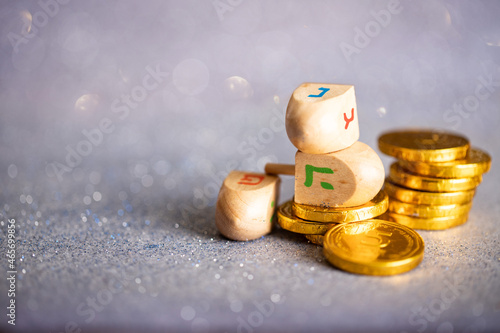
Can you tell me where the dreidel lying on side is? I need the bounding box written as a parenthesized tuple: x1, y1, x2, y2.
(266, 143, 385, 209)
(294, 141, 385, 208)
(215, 171, 280, 241)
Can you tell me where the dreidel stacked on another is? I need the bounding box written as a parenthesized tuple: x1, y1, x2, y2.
(214, 83, 389, 241)
(275, 83, 388, 238)
(214, 83, 426, 276)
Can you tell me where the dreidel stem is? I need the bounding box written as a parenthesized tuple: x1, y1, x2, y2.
(265, 163, 295, 176)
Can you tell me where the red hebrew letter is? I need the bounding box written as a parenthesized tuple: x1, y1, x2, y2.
(238, 174, 265, 185)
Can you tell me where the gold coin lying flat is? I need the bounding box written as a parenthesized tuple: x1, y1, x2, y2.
(323, 219, 424, 276)
(388, 198, 472, 218)
(398, 147, 491, 178)
(378, 129, 469, 162)
(384, 181, 475, 205)
(382, 212, 469, 230)
(292, 190, 388, 223)
(305, 234, 324, 246)
(277, 201, 337, 235)
(389, 163, 482, 192)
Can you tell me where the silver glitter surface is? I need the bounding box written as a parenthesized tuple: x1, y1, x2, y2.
(0, 0, 499, 332)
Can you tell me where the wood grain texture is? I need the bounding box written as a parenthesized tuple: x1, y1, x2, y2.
(294, 141, 385, 208)
(265, 163, 295, 176)
(285, 83, 359, 154)
(215, 171, 280, 241)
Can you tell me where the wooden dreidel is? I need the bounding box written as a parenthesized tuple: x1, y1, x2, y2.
(286, 83, 359, 154)
(215, 171, 280, 241)
(295, 141, 385, 207)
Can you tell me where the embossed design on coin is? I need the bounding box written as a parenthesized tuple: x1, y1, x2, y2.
(323, 220, 424, 275)
(378, 130, 470, 162)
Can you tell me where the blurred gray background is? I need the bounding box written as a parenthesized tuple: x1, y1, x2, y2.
(0, 0, 499, 332)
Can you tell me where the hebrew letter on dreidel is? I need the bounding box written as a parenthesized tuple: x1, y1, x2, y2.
(304, 165, 334, 190)
(238, 174, 265, 186)
(344, 108, 355, 130)
(308, 87, 330, 98)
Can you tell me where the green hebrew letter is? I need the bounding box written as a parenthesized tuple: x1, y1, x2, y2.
(304, 165, 334, 190)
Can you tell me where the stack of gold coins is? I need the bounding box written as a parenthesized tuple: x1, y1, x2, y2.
(276, 189, 389, 237)
(378, 130, 491, 230)
(277, 206, 426, 276)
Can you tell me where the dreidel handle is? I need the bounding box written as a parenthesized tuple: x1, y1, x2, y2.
(265, 163, 295, 176)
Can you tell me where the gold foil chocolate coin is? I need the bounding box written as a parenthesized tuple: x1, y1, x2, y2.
(388, 163, 482, 192)
(388, 199, 472, 218)
(384, 181, 475, 205)
(383, 212, 469, 230)
(323, 219, 425, 275)
(292, 190, 389, 223)
(277, 201, 337, 235)
(305, 234, 324, 246)
(398, 148, 491, 178)
(378, 130, 469, 162)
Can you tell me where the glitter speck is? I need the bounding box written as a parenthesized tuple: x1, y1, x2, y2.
(141, 175, 154, 187)
(377, 107, 387, 117)
(173, 58, 209, 96)
(180, 306, 196, 321)
(93, 192, 102, 202)
(223, 76, 253, 99)
(19, 10, 32, 34)
(75, 94, 100, 113)
(8, 164, 18, 179)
